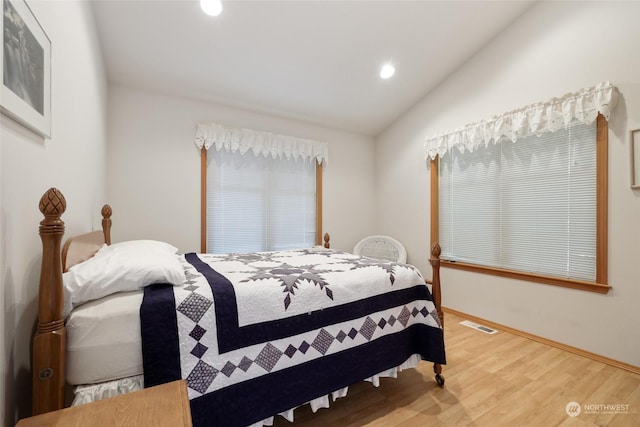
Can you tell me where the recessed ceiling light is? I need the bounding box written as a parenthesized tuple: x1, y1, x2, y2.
(201, 0, 223, 16)
(380, 63, 395, 80)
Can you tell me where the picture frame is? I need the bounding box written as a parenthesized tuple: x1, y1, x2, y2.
(632, 129, 640, 189)
(1, 0, 51, 138)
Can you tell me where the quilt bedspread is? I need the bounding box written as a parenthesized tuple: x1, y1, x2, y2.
(141, 249, 446, 427)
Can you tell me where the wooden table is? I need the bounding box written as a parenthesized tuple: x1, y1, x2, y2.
(17, 380, 192, 427)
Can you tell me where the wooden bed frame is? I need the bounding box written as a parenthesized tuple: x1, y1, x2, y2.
(32, 187, 444, 415)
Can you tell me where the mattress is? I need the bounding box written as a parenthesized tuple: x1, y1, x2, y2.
(66, 290, 143, 385)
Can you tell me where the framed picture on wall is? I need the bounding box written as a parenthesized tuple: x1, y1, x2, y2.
(632, 129, 640, 189)
(1, 0, 51, 138)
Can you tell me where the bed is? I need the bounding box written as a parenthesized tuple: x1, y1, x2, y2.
(32, 187, 446, 426)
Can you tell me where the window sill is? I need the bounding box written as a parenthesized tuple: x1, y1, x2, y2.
(441, 260, 611, 294)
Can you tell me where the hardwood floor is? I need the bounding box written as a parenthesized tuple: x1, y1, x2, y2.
(273, 313, 640, 426)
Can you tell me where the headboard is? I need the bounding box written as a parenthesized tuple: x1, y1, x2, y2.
(32, 188, 112, 415)
(61, 205, 112, 272)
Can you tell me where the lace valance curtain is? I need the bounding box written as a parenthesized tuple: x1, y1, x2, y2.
(424, 81, 619, 160)
(195, 122, 329, 165)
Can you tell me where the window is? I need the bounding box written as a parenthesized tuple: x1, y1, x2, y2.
(195, 122, 327, 254)
(430, 115, 610, 293)
(202, 148, 321, 253)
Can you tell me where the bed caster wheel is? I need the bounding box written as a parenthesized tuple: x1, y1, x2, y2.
(435, 373, 445, 387)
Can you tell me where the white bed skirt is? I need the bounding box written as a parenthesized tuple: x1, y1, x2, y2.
(73, 354, 422, 425)
(72, 375, 145, 406)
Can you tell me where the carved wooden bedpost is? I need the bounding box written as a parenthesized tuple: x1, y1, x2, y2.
(101, 204, 112, 245)
(429, 242, 445, 386)
(430, 242, 443, 327)
(323, 233, 330, 249)
(33, 188, 67, 415)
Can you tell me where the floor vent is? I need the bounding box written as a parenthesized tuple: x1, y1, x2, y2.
(460, 320, 498, 335)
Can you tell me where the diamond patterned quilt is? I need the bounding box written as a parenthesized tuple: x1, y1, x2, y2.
(141, 249, 445, 427)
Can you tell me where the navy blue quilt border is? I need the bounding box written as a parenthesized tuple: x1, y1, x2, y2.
(141, 283, 181, 387)
(184, 252, 435, 353)
(189, 323, 445, 427)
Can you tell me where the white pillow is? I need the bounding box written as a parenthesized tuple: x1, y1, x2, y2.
(105, 239, 179, 254)
(63, 240, 185, 316)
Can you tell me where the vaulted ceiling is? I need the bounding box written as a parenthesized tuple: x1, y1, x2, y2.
(91, 1, 534, 136)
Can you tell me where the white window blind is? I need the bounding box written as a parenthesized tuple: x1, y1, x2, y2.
(207, 149, 317, 253)
(439, 120, 597, 281)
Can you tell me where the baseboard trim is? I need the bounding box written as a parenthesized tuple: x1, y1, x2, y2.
(443, 307, 640, 376)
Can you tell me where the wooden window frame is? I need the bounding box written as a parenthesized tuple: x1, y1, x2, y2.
(430, 114, 610, 294)
(200, 148, 323, 252)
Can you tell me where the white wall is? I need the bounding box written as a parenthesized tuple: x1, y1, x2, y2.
(376, 1, 640, 366)
(106, 84, 376, 255)
(0, 1, 107, 424)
